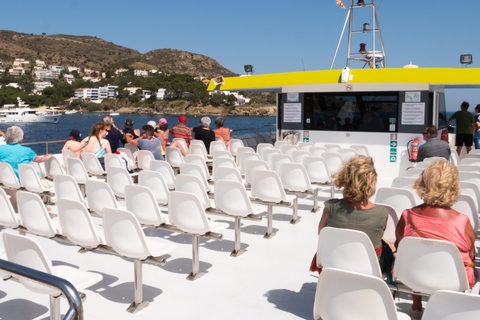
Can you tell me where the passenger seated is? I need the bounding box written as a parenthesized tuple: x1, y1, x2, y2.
(395, 159, 475, 319)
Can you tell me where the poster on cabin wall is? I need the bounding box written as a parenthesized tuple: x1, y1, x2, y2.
(401, 103, 425, 125)
(284, 103, 302, 123)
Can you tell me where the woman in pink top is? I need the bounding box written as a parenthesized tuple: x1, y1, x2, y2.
(395, 160, 475, 319)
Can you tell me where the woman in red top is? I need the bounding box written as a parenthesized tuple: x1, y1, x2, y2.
(213, 116, 230, 147)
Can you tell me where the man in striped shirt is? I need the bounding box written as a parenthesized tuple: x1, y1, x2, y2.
(170, 116, 192, 145)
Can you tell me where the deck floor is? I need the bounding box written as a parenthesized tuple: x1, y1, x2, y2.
(0, 187, 479, 319)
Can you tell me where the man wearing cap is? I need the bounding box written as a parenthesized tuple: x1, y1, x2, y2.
(103, 115, 124, 153)
(121, 118, 140, 146)
(62, 129, 84, 158)
(170, 116, 192, 145)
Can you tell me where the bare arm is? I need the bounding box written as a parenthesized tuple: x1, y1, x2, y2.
(464, 221, 476, 261)
(317, 208, 328, 234)
(394, 216, 406, 249)
(33, 154, 53, 163)
(69, 138, 88, 152)
(125, 133, 139, 146)
(103, 139, 112, 154)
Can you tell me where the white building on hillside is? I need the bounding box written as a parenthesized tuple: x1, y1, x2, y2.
(209, 90, 251, 105)
(9, 68, 25, 76)
(33, 81, 53, 93)
(157, 88, 167, 100)
(7, 83, 19, 88)
(68, 67, 81, 73)
(35, 60, 46, 67)
(13, 58, 29, 67)
(63, 74, 75, 84)
(50, 66, 64, 72)
(35, 69, 60, 80)
(134, 70, 148, 77)
(75, 85, 118, 101)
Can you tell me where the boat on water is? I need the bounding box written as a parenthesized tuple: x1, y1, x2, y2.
(64, 110, 78, 115)
(0, 98, 61, 124)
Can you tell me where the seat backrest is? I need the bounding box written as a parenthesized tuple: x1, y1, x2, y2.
(459, 181, 480, 213)
(375, 203, 398, 244)
(212, 150, 233, 160)
(256, 143, 274, 159)
(66, 157, 90, 184)
(104, 153, 124, 171)
(209, 140, 226, 156)
(172, 138, 188, 152)
(236, 147, 255, 164)
(422, 290, 480, 320)
(18, 163, 46, 193)
(17, 191, 59, 237)
(321, 152, 344, 175)
(309, 146, 328, 157)
(391, 177, 422, 205)
(239, 152, 261, 174)
(175, 174, 211, 209)
(165, 147, 184, 168)
(188, 143, 208, 161)
(180, 163, 210, 192)
(280, 144, 299, 155)
(168, 191, 212, 234)
(125, 184, 166, 226)
(374, 187, 417, 218)
(54, 174, 86, 205)
(279, 162, 312, 192)
(404, 167, 424, 177)
(57, 199, 103, 249)
(423, 156, 448, 163)
(270, 154, 293, 174)
(314, 268, 402, 320)
(452, 193, 480, 231)
(457, 165, 480, 174)
(229, 138, 244, 156)
(102, 207, 151, 260)
(244, 159, 270, 185)
(450, 149, 459, 166)
(185, 154, 210, 179)
(290, 150, 311, 164)
(262, 148, 282, 167)
(82, 152, 105, 175)
(214, 180, 255, 217)
(0, 187, 21, 228)
(251, 170, 288, 203)
(302, 156, 331, 184)
(0, 161, 21, 189)
(316, 227, 382, 276)
(117, 148, 138, 170)
(62, 148, 78, 166)
(213, 156, 237, 171)
(150, 160, 176, 189)
(274, 141, 289, 149)
(460, 158, 480, 166)
(394, 237, 469, 294)
(337, 148, 357, 161)
(123, 143, 139, 156)
(137, 150, 155, 170)
(458, 171, 480, 185)
(297, 142, 314, 151)
(85, 180, 119, 216)
(349, 144, 370, 156)
(3, 233, 56, 294)
(213, 167, 243, 184)
(44, 156, 65, 178)
(137, 170, 169, 205)
(324, 143, 342, 152)
(107, 167, 133, 198)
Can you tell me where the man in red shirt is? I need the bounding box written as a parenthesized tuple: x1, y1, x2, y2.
(170, 116, 192, 145)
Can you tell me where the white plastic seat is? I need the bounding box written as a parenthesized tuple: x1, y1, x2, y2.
(324, 143, 341, 152)
(229, 138, 244, 157)
(125, 184, 168, 226)
(82, 152, 106, 176)
(175, 174, 212, 209)
(270, 154, 293, 174)
(212, 150, 233, 160)
(274, 141, 289, 149)
(279, 162, 321, 216)
(188, 143, 209, 162)
(61, 148, 78, 166)
(423, 156, 448, 163)
(291, 150, 311, 164)
(375, 203, 398, 244)
(459, 157, 480, 165)
(123, 143, 139, 156)
(104, 153, 125, 171)
(107, 166, 134, 198)
(315, 227, 382, 277)
(314, 268, 410, 320)
(57, 199, 106, 250)
(103, 207, 176, 312)
(212, 157, 238, 179)
(0, 161, 21, 189)
(337, 147, 357, 160)
(65, 157, 101, 193)
(251, 169, 295, 238)
(280, 144, 298, 155)
(309, 146, 328, 157)
(137, 170, 169, 206)
(393, 237, 469, 295)
(180, 163, 211, 193)
(0, 187, 22, 229)
(172, 137, 188, 152)
(459, 181, 480, 214)
(53, 174, 88, 207)
(321, 151, 344, 175)
(236, 147, 255, 165)
(404, 167, 424, 177)
(18, 163, 54, 202)
(150, 160, 176, 189)
(262, 148, 283, 165)
(117, 147, 138, 170)
(302, 156, 334, 198)
(422, 290, 480, 320)
(391, 176, 422, 205)
(452, 193, 480, 234)
(239, 152, 261, 175)
(213, 167, 244, 184)
(137, 150, 155, 170)
(349, 144, 370, 156)
(256, 143, 274, 159)
(165, 147, 184, 170)
(185, 154, 210, 180)
(85, 180, 124, 216)
(458, 171, 480, 185)
(374, 187, 418, 218)
(244, 159, 270, 186)
(3, 233, 102, 320)
(214, 179, 265, 256)
(450, 149, 459, 166)
(457, 165, 480, 173)
(297, 142, 314, 151)
(17, 191, 61, 238)
(168, 191, 228, 280)
(44, 156, 66, 179)
(209, 140, 226, 156)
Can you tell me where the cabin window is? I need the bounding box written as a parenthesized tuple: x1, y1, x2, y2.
(437, 92, 448, 129)
(303, 92, 398, 132)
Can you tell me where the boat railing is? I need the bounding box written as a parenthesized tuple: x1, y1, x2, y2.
(0, 258, 84, 320)
(21, 140, 67, 154)
(230, 124, 276, 139)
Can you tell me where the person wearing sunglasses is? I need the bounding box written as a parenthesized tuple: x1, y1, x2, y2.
(417, 125, 451, 162)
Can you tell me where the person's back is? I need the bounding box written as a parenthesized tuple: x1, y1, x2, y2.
(170, 116, 192, 144)
(137, 138, 164, 160)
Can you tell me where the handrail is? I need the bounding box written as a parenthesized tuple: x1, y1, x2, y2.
(21, 140, 67, 154)
(231, 124, 276, 139)
(0, 258, 84, 320)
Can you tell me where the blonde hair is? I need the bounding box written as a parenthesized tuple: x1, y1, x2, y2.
(332, 155, 378, 202)
(413, 159, 460, 207)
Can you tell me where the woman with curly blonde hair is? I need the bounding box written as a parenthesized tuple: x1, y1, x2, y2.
(395, 159, 475, 319)
(312, 155, 388, 270)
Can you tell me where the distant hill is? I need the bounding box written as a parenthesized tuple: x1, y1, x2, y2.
(0, 30, 237, 78)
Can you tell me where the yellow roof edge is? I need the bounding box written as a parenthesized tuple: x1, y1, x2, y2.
(207, 68, 480, 91)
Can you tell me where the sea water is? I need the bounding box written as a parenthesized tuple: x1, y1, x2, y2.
(7, 113, 276, 155)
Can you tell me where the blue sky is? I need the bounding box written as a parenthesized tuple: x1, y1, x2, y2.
(2, 0, 480, 111)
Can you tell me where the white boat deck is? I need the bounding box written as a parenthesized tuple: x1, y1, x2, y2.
(0, 185, 479, 319)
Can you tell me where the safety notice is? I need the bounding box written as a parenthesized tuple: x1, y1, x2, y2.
(401, 103, 425, 125)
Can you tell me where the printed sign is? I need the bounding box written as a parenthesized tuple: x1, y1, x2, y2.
(284, 103, 302, 123)
(401, 103, 425, 125)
